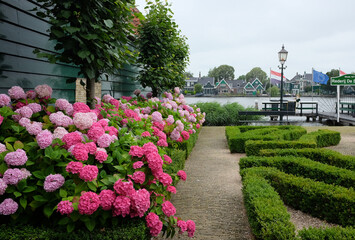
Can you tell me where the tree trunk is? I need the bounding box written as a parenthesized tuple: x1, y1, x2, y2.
(87, 78, 96, 107)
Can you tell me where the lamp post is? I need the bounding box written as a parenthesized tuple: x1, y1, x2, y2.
(278, 45, 288, 122)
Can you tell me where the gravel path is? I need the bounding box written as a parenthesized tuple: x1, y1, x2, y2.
(169, 126, 253, 240)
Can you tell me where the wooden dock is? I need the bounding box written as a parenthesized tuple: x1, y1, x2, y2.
(318, 112, 355, 125)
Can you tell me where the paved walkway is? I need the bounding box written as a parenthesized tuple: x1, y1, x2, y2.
(170, 126, 253, 240)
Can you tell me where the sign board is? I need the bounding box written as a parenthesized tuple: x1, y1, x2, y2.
(330, 74, 355, 86)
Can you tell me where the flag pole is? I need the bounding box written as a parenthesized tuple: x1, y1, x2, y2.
(311, 68, 314, 103)
(269, 68, 271, 99)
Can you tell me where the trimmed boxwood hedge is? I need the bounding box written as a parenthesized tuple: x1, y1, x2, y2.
(245, 140, 317, 156)
(0, 218, 149, 240)
(298, 226, 355, 240)
(240, 156, 355, 188)
(258, 148, 355, 171)
(299, 129, 341, 147)
(240, 167, 355, 227)
(225, 126, 307, 153)
(241, 171, 296, 240)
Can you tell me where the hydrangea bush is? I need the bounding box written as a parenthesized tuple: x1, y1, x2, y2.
(0, 85, 205, 238)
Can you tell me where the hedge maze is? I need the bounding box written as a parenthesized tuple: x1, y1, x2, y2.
(226, 126, 355, 240)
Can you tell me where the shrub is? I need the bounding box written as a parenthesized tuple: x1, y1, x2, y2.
(194, 102, 261, 126)
(258, 148, 355, 171)
(298, 226, 355, 240)
(245, 140, 317, 156)
(241, 170, 296, 240)
(240, 156, 355, 188)
(225, 126, 307, 153)
(0, 86, 203, 238)
(299, 129, 341, 147)
(240, 167, 355, 226)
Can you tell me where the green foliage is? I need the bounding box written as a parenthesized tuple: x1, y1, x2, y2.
(241, 167, 355, 227)
(207, 65, 235, 81)
(258, 148, 355, 171)
(225, 126, 307, 153)
(241, 171, 296, 240)
(33, 0, 135, 82)
(268, 86, 280, 97)
(299, 129, 341, 147)
(195, 102, 261, 126)
(240, 156, 355, 188)
(194, 83, 203, 93)
(0, 219, 149, 240)
(136, 0, 189, 97)
(299, 226, 355, 240)
(245, 67, 268, 84)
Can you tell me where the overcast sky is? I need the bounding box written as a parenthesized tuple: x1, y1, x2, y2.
(135, 0, 355, 79)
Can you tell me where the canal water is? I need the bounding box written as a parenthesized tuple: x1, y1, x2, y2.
(185, 96, 338, 126)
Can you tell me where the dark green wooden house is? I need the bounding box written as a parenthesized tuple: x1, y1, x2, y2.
(0, 0, 146, 102)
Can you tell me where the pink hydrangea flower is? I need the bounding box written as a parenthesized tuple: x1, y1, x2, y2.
(95, 150, 108, 163)
(55, 99, 71, 110)
(26, 90, 37, 99)
(113, 196, 131, 217)
(187, 220, 196, 237)
(85, 142, 97, 154)
(157, 139, 168, 147)
(79, 165, 98, 182)
(66, 161, 83, 174)
(27, 103, 42, 113)
(57, 200, 74, 215)
(130, 189, 150, 218)
(78, 191, 100, 215)
(133, 161, 144, 169)
(166, 115, 174, 125)
(0, 198, 18, 215)
(170, 128, 181, 141)
(43, 174, 65, 192)
(0, 94, 11, 107)
(19, 118, 31, 127)
(20, 168, 31, 180)
(3, 168, 24, 185)
(35, 84, 52, 98)
(62, 132, 82, 149)
(16, 106, 33, 119)
(146, 152, 163, 175)
(143, 142, 158, 155)
(36, 130, 53, 149)
(177, 170, 187, 181)
(4, 149, 28, 166)
(129, 145, 144, 158)
(99, 189, 116, 211)
(72, 143, 89, 161)
(0, 179, 8, 195)
(141, 131, 151, 137)
(181, 131, 190, 140)
(98, 119, 109, 128)
(0, 115, 3, 126)
(8, 86, 26, 100)
(73, 102, 91, 113)
(109, 98, 120, 108)
(97, 134, 113, 148)
(87, 123, 105, 142)
(103, 94, 114, 103)
(196, 123, 200, 129)
(151, 111, 163, 123)
(167, 186, 176, 194)
(177, 220, 187, 233)
(163, 155, 172, 164)
(26, 122, 43, 136)
(131, 171, 145, 184)
(114, 179, 135, 196)
(162, 201, 176, 217)
(49, 111, 73, 127)
(158, 172, 172, 186)
(53, 127, 68, 140)
(0, 143, 7, 153)
(104, 126, 118, 136)
(146, 212, 163, 237)
(73, 112, 94, 130)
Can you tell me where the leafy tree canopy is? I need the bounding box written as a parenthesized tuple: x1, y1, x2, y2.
(237, 75, 246, 81)
(194, 83, 203, 93)
(136, 0, 189, 97)
(245, 67, 268, 83)
(184, 71, 194, 79)
(268, 85, 280, 97)
(34, 0, 136, 100)
(208, 65, 235, 81)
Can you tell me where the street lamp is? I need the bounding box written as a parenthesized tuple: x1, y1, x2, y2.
(278, 44, 288, 121)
